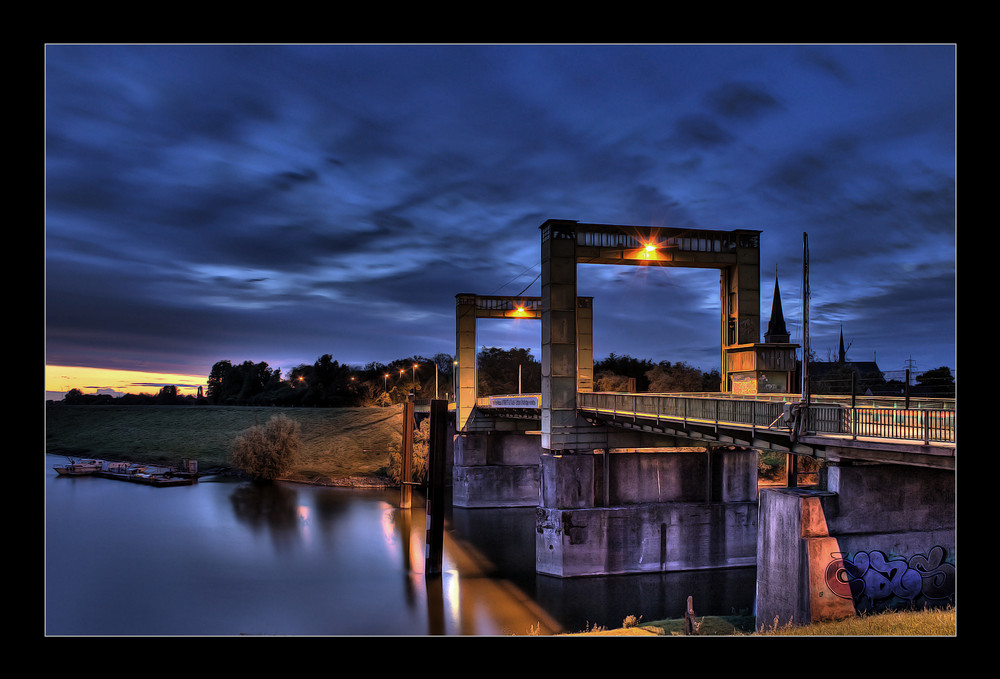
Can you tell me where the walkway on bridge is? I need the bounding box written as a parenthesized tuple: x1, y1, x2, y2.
(475, 390, 955, 468)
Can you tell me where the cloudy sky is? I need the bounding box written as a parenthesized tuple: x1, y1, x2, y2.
(44, 44, 956, 394)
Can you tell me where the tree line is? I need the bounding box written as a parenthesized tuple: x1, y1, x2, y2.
(55, 347, 952, 406)
(55, 349, 723, 407)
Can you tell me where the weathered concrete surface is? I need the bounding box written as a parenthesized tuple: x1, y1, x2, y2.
(536, 502, 757, 577)
(539, 448, 757, 508)
(536, 448, 759, 577)
(452, 432, 542, 507)
(755, 463, 956, 629)
(452, 465, 540, 507)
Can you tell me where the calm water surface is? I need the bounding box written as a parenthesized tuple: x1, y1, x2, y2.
(45, 454, 755, 636)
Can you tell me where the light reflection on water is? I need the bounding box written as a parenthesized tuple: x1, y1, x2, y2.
(44, 455, 558, 636)
(45, 454, 755, 635)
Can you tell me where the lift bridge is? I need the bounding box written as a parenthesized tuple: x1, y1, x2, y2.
(455, 221, 953, 468)
(445, 220, 955, 629)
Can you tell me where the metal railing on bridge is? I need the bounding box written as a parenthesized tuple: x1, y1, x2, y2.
(576, 392, 955, 445)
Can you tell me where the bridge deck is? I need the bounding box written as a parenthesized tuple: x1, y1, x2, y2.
(475, 392, 955, 460)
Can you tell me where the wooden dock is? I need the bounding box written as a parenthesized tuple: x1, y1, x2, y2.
(93, 470, 195, 487)
(55, 458, 199, 487)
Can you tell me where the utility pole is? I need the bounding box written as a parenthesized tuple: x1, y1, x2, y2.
(801, 231, 810, 405)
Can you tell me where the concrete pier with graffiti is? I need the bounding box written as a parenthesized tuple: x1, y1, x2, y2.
(756, 464, 954, 627)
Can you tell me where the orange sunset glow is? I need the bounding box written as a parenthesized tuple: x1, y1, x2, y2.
(46, 365, 208, 400)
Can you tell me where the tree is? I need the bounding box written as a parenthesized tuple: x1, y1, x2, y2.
(645, 361, 705, 393)
(157, 385, 181, 404)
(230, 414, 301, 481)
(207, 359, 279, 405)
(915, 366, 955, 397)
(206, 360, 232, 404)
(593, 353, 655, 391)
(594, 371, 632, 392)
(387, 418, 428, 485)
(477, 347, 540, 396)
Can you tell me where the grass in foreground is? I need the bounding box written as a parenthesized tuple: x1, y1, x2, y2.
(569, 607, 955, 636)
(751, 606, 955, 636)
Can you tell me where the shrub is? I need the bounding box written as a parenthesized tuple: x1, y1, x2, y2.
(230, 414, 301, 481)
(386, 418, 428, 485)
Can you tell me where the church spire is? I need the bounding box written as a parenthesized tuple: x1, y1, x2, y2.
(764, 272, 790, 343)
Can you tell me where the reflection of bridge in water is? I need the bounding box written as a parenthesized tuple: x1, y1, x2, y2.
(445, 220, 954, 629)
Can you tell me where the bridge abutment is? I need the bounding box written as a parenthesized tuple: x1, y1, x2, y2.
(755, 462, 956, 629)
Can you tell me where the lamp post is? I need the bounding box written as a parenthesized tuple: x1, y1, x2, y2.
(412, 363, 418, 392)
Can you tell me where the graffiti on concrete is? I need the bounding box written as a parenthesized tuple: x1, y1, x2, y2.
(825, 546, 955, 611)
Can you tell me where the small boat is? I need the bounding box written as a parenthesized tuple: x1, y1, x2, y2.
(53, 459, 104, 476)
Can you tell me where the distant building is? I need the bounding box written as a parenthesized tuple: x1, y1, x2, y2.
(808, 325, 887, 395)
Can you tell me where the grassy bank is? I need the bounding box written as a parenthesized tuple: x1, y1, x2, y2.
(568, 607, 955, 636)
(45, 404, 405, 485)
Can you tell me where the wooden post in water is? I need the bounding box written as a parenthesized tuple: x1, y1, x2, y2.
(684, 596, 698, 635)
(400, 399, 414, 509)
(424, 399, 447, 577)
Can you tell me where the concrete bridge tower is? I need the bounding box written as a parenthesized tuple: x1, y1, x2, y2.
(535, 219, 769, 576)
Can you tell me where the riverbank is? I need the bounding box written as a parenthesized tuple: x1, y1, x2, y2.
(577, 606, 955, 636)
(45, 403, 405, 486)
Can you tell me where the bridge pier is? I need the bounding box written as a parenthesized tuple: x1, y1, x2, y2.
(535, 447, 759, 577)
(452, 430, 542, 508)
(755, 462, 956, 629)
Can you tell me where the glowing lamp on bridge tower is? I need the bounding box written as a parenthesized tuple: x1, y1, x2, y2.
(625, 239, 666, 261)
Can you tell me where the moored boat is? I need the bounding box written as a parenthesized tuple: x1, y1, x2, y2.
(53, 459, 104, 476)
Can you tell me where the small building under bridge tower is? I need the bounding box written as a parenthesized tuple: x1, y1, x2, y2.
(725, 273, 798, 394)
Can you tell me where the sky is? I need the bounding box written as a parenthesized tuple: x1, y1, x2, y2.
(44, 44, 957, 399)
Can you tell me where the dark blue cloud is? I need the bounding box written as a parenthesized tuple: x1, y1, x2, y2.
(45, 44, 956, 379)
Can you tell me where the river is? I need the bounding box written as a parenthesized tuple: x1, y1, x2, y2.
(44, 454, 755, 636)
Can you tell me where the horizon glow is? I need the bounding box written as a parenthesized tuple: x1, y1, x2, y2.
(46, 365, 209, 399)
